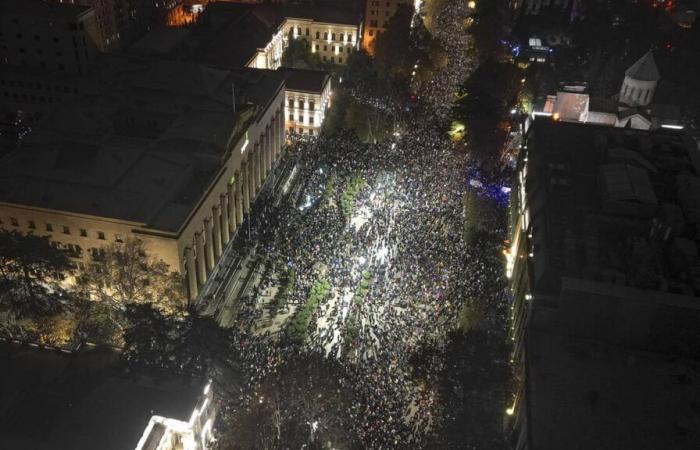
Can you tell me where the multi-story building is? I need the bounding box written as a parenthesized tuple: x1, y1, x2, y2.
(279, 68, 332, 136)
(282, 10, 360, 66)
(506, 118, 700, 449)
(510, 0, 578, 17)
(193, 3, 361, 70)
(0, 57, 286, 301)
(134, 381, 216, 450)
(362, 0, 412, 53)
(0, 0, 102, 74)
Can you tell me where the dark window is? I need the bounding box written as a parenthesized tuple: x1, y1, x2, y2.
(63, 225, 70, 234)
(115, 234, 124, 243)
(80, 228, 87, 237)
(305, 28, 309, 36)
(10, 217, 19, 227)
(309, 101, 315, 111)
(316, 31, 320, 39)
(97, 231, 105, 240)
(332, 33, 336, 41)
(46, 223, 53, 232)
(339, 57, 343, 63)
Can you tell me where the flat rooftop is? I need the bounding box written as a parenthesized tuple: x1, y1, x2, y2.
(0, 0, 92, 20)
(527, 330, 700, 450)
(0, 57, 284, 233)
(277, 67, 331, 93)
(524, 119, 700, 297)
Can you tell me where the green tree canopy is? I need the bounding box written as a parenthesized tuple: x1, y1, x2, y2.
(77, 238, 186, 315)
(281, 31, 325, 69)
(0, 229, 72, 318)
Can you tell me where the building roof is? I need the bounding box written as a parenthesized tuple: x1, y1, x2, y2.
(0, 58, 284, 234)
(522, 119, 700, 297)
(625, 51, 661, 82)
(0, 344, 204, 450)
(526, 329, 700, 450)
(282, 5, 362, 26)
(0, 0, 93, 20)
(277, 67, 331, 93)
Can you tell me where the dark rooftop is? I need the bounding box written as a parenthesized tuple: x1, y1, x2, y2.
(527, 329, 700, 450)
(523, 119, 700, 297)
(0, 344, 203, 450)
(277, 67, 331, 93)
(0, 58, 284, 233)
(0, 0, 93, 20)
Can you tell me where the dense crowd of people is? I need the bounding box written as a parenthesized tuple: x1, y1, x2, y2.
(207, 2, 511, 448)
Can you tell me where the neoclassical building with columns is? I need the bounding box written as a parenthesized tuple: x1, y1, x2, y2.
(0, 56, 286, 301)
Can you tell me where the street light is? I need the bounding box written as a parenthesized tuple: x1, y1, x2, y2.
(468, 1, 476, 9)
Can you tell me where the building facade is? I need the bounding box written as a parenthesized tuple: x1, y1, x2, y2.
(283, 16, 359, 65)
(134, 381, 217, 450)
(0, 0, 102, 74)
(505, 119, 700, 449)
(362, 0, 412, 53)
(279, 68, 332, 136)
(0, 60, 286, 302)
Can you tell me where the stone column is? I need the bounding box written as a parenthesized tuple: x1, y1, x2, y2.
(242, 162, 250, 215)
(221, 194, 231, 244)
(265, 125, 272, 173)
(277, 108, 285, 157)
(256, 138, 263, 188)
(235, 172, 244, 225)
(195, 232, 207, 285)
(253, 146, 260, 192)
(227, 182, 236, 231)
(270, 117, 277, 164)
(185, 246, 198, 301)
(212, 205, 222, 259)
(204, 218, 215, 271)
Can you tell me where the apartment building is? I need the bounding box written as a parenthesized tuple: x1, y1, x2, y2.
(0, 0, 102, 74)
(279, 68, 332, 136)
(505, 118, 700, 449)
(362, 0, 412, 53)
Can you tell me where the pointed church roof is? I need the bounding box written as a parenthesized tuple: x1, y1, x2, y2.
(625, 51, 660, 82)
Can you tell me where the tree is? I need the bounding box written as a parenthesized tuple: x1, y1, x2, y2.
(77, 238, 186, 315)
(281, 31, 324, 69)
(122, 302, 179, 368)
(374, 4, 416, 81)
(0, 229, 72, 318)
